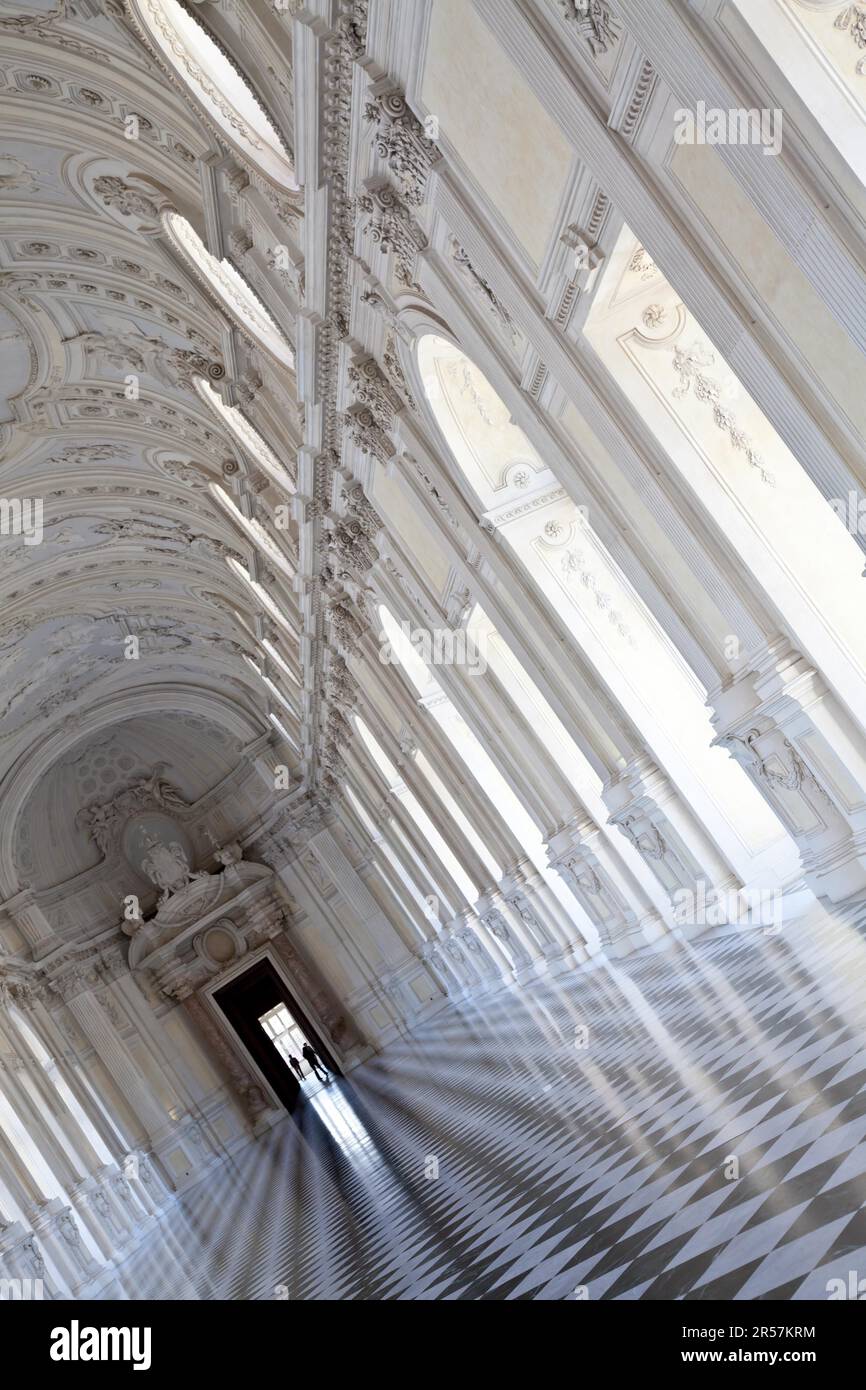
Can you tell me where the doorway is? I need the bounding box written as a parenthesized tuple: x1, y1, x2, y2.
(213, 957, 339, 1112)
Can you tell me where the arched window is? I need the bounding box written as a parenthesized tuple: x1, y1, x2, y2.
(131, 0, 298, 189)
(195, 378, 296, 494)
(164, 213, 294, 370)
(354, 714, 478, 905)
(416, 334, 798, 890)
(225, 556, 296, 639)
(583, 228, 866, 706)
(210, 482, 296, 583)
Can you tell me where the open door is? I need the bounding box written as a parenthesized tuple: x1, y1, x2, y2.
(213, 957, 339, 1112)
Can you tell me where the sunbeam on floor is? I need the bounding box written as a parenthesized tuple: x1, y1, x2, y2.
(110, 902, 866, 1300)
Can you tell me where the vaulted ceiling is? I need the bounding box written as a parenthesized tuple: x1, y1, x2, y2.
(0, 0, 303, 899)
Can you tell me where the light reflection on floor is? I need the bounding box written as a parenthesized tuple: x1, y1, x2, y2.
(109, 898, 866, 1299)
(309, 1082, 381, 1170)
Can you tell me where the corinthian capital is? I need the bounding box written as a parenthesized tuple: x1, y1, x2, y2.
(364, 87, 441, 206)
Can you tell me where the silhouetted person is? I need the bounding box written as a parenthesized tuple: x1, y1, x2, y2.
(288, 1055, 304, 1082)
(302, 1041, 329, 1082)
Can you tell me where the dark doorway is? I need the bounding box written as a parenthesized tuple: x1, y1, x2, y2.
(213, 957, 339, 1112)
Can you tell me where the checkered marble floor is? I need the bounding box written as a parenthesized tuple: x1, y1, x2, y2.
(112, 902, 866, 1300)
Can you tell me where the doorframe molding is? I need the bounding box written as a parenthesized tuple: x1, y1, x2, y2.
(202, 942, 334, 1112)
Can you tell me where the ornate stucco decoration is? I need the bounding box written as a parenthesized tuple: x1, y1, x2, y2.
(124, 865, 279, 996)
(364, 88, 442, 206)
(64, 331, 224, 390)
(93, 175, 162, 226)
(611, 813, 667, 861)
(448, 236, 519, 346)
(137, 828, 209, 905)
(0, 1, 69, 34)
(346, 354, 405, 432)
(670, 341, 776, 487)
(713, 727, 834, 812)
(834, 5, 866, 74)
(123, 0, 299, 190)
(76, 765, 189, 857)
(355, 179, 427, 287)
(558, 0, 621, 55)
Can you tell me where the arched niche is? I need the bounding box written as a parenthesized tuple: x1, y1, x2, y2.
(0, 685, 265, 899)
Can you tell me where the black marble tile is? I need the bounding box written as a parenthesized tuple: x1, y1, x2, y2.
(106, 902, 866, 1300)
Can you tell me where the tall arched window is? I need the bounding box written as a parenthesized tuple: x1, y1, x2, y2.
(416, 333, 798, 891)
(209, 482, 295, 583)
(164, 213, 294, 370)
(354, 713, 479, 908)
(195, 378, 296, 494)
(131, 0, 299, 189)
(582, 226, 866, 701)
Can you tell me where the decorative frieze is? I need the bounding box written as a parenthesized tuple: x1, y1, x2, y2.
(347, 354, 404, 432)
(449, 236, 517, 339)
(834, 5, 866, 74)
(670, 342, 775, 486)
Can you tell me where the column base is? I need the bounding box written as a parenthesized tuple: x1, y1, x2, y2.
(803, 830, 866, 904)
(712, 641, 866, 906)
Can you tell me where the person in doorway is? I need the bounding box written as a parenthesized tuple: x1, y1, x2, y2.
(302, 1041, 329, 1082)
(288, 1054, 304, 1083)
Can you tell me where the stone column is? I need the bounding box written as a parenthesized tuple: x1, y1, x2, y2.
(0, 1001, 103, 1177)
(24, 993, 131, 1160)
(67, 1174, 127, 1259)
(0, 1031, 89, 1200)
(359, 829, 439, 946)
(0, 1223, 61, 1299)
(52, 969, 195, 1188)
(92, 1165, 139, 1246)
(31, 1200, 102, 1296)
(0, 998, 128, 1262)
(308, 823, 422, 964)
(439, 930, 482, 991)
(603, 753, 740, 915)
(358, 695, 500, 895)
(346, 748, 467, 919)
(354, 852, 433, 958)
(0, 889, 61, 958)
(452, 908, 513, 983)
(547, 812, 668, 956)
(711, 640, 866, 902)
(120, 1151, 172, 1216)
(345, 767, 452, 929)
(498, 861, 592, 967)
(419, 941, 454, 996)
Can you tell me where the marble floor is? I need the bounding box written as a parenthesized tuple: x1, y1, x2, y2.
(110, 902, 866, 1300)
